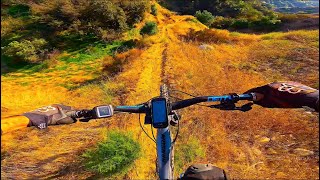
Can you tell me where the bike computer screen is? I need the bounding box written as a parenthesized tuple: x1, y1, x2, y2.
(94, 105, 113, 118)
(151, 98, 168, 128)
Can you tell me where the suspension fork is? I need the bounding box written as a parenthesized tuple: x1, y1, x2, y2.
(156, 127, 174, 180)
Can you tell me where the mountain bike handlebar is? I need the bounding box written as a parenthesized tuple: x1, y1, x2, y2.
(70, 93, 256, 119)
(68, 90, 257, 180)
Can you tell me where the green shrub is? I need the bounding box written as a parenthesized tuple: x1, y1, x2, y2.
(82, 131, 141, 177)
(210, 15, 281, 31)
(85, 1, 128, 31)
(8, 4, 30, 17)
(3, 38, 48, 63)
(195, 10, 214, 27)
(211, 16, 234, 29)
(30, 0, 149, 41)
(250, 16, 281, 30)
(140, 21, 158, 35)
(231, 19, 250, 29)
(118, 0, 149, 26)
(174, 137, 205, 175)
(151, 4, 158, 16)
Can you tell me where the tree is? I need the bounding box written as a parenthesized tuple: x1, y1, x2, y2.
(4, 38, 48, 63)
(195, 10, 214, 26)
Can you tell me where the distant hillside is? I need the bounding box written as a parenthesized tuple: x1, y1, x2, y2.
(262, 0, 319, 13)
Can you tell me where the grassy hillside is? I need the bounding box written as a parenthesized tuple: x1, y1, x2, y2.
(1, 2, 319, 180)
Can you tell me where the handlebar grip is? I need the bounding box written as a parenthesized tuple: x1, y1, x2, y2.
(67, 110, 94, 119)
(239, 93, 263, 101)
(239, 93, 254, 101)
(252, 93, 264, 102)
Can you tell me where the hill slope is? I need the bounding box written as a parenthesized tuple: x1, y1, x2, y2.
(1, 3, 319, 179)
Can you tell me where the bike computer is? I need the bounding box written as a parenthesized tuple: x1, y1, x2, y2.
(151, 97, 169, 128)
(92, 105, 114, 118)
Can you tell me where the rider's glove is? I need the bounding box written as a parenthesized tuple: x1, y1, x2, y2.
(23, 104, 77, 129)
(244, 82, 319, 112)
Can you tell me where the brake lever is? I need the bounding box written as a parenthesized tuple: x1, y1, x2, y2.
(169, 110, 181, 126)
(210, 102, 253, 112)
(79, 118, 92, 122)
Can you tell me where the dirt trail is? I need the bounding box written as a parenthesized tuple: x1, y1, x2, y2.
(110, 10, 188, 179)
(115, 42, 165, 179)
(105, 6, 209, 178)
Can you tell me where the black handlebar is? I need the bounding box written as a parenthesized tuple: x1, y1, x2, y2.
(113, 105, 147, 113)
(171, 96, 208, 110)
(70, 93, 255, 119)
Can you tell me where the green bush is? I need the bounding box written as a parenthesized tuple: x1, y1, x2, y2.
(195, 10, 214, 27)
(82, 131, 141, 177)
(174, 137, 205, 175)
(210, 14, 281, 31)
(85, 1, 128, 31)
(250, 16, 281, 30)
(3, 38, 48, 63)
(140, 21, 158, 35)
(118, 0, 149, 26)
(211, 16, 234, 29)
(151, 4, 158, 16)
(8, 4, 30, 17)
(231, 19, 250, 29)
(30, 0, 149, 41)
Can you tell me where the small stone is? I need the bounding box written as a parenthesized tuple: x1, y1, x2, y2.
(271, 133, 280, 141)
(266, 148, 277, 155)
(259, 137, 270, 143)
(276, 172, 286, 178)
(252, 148, 262, 156)
(199, 44, 214, 50)
(293, 148, 314, 156)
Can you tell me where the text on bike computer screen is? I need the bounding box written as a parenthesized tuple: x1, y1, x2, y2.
(152, 100, 167, 124)
(97, 106, 111, 117)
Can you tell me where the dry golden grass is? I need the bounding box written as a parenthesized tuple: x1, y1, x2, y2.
(1, 53, 131, 179)
(250, 30, 319, 88)
(1, 3, 319, 180)
(103, 48, 144, 77)
(164, 36, 318, 179)
(181, 28, 259, 44)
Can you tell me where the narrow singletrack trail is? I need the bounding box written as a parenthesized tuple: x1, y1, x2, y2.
(109, 9, 192, 179)
(114, 42, 165, 179)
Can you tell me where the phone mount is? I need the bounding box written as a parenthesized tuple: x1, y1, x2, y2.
(144, 101, 180, 126)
